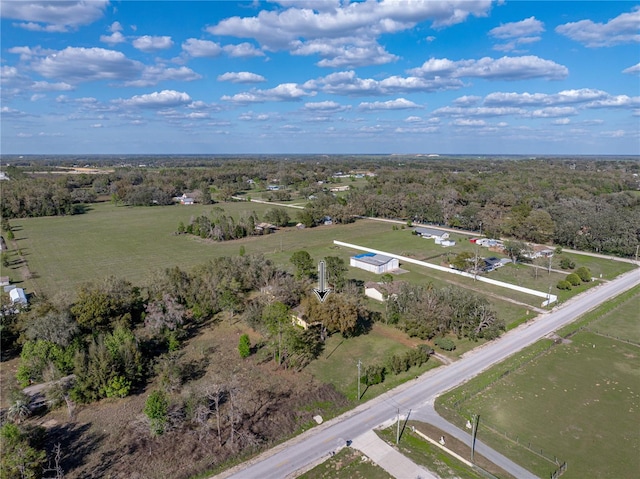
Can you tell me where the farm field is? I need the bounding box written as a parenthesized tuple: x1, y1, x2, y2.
(437, 286, 640, 479)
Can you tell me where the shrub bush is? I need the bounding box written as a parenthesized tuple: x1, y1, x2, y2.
(559, 257, 575, 270)
(434, 337, 456, 351)
(238, 334, 251, 358)
(557, 280, 572, 290)
(575, 266, 592, 282)
(566, 273, 582, 286)
(361, 365, 385, 386)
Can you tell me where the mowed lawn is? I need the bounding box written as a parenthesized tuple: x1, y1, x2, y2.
(455, 290, 640, 479)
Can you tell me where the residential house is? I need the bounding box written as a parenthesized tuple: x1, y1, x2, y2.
(413, 227, 450, 243)
(291, 308, 320, 330)
(350, 253, 399, 274)
(0, 276, 9, 287)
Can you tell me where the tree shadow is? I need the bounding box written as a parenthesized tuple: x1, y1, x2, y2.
(44, 422, 107, 474)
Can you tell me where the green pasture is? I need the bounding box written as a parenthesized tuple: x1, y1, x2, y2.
(437, 289, 640, 479)
(587, 290, 640, 343)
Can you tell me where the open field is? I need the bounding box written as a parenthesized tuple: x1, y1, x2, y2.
(437, 287, 640, 479)
(305, 322, 441, 401)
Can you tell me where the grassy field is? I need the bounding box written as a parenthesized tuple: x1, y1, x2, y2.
(298, 446, 392, 479)
(305, 322, 441, 401)
(437, 287, 640, 479)
(376, 422, 514, 479)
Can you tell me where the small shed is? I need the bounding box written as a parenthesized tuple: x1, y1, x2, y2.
(364, 281, 404, 302)
(10, 287, 27, 305)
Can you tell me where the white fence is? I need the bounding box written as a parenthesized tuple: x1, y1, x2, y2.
(333, 240, 557, 307)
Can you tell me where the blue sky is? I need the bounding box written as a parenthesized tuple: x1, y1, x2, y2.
(1, 0, 639, 155)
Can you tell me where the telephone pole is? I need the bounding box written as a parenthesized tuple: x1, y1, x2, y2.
(396, 408, 400, 444)
(471, 414, 480, 462)
(357, 359, 362, 401)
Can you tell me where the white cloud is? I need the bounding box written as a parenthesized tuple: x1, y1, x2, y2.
(31, 81, 74, 92)
(100, 31, 126, 45)
(586, 95, 640, 109)
(623, 63, 640, 75)
(433, 106, 525, 117)
(182, 39, 223, 58)
(601, 130, 625, 138)
(452, 119, 486, 126)
(222, 83, 314, 103)
(239, 112, 271, 121)
(124, 66, 201, 87)
(453, 95, 482, 106)
(291, 38, 398, 68)
(31, 47, 143, 83)
(223, 43, 264, 58)
(484, 89, 609, 106)
(91, 123, 103, 128)
(489, 16, 544, 50)
(529, 107, 577, 118)
(133, 36, 174, 52)
(304, 70, 462, 96)
(116, 90, 192, 108)
(358, 98, 420, 110)
(8, 45, 55, 60)
(556, 7, 640, 47)
(404, 116, 422, 123)
(208, 0, 491, 66)
(553, 118, 571, 125)
(2, 0, 109, 32)
(409, 55, 568, 81)
(304, 101, 349, 112)
(217, 72, 267, 83)
(489, 17, 544, 39)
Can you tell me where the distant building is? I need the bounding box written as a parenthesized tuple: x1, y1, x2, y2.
(364, 281, 404, 302)
(414, 227, 450, 243)
(10, 287, 27, 305)
(0, 276, 9, 287)
(350, 253, 399, 274)
(329, 185, 350, 192)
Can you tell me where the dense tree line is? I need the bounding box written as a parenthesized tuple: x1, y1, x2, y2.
(2, 157, 637, 256)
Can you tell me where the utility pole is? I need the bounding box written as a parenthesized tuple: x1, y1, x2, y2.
(357, 359, 362, 401)
(396, 408, 400, 444)
(471, 414, 480, 463)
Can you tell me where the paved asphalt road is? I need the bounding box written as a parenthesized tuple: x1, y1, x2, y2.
(216, 268, 639, 479)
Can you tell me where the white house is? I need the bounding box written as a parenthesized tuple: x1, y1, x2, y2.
(414, 227, 450, 243)
(10, 287, 27, 305)
(350, 253, 399, 274)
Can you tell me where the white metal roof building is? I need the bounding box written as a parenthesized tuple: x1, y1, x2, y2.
(350, 253, 399, 274)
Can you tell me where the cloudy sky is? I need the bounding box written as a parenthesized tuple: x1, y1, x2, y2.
(1, 0, 639, 155)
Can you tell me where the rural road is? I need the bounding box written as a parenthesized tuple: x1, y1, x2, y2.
(216, 267, 639, 479)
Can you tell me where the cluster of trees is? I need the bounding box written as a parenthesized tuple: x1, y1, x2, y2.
(179, 210, 261, 241)
(360, 345, 433, 387)
(386, 283, 504, 341)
